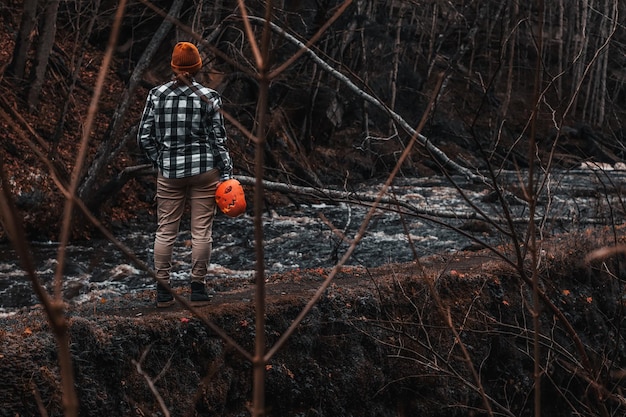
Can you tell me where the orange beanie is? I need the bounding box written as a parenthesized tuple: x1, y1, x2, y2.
(171, 42, 202, 74)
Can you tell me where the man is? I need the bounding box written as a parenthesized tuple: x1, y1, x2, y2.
(137, 41, 233, 307)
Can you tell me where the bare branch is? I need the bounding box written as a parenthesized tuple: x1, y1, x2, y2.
(133, 347, 171, 417)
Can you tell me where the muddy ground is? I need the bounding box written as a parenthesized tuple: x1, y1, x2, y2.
(1, 228, 625, 417)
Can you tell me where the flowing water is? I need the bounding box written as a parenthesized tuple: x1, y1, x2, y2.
(1, 167, 625, 312)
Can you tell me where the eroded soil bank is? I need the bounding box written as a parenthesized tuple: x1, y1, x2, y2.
(1, 228, 625, 417)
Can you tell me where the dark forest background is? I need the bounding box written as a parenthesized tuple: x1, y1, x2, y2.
(0, 0, 625, 239)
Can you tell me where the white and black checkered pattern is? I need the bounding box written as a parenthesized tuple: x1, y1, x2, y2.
(137, 79, 233, 180)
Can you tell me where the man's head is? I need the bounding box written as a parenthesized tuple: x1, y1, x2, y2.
(171, 42, 202, 75)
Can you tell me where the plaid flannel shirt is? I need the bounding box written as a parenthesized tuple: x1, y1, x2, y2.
(137, 79, 233, 180)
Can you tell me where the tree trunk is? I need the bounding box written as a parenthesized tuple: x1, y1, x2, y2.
(27, 0, 60, 109)
(571, 0, 589, 118)
(592, 0, 614, 125)
(8, 0, 38, 82)
(389, 2, 403, 133)
(500, 0, 518, 119)
(556, 0, 564, 99)
(359, 22, 370, 149)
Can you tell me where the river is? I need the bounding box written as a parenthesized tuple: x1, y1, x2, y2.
(1, 166, 625, 312)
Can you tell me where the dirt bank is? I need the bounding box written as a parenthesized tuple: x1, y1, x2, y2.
(1, 229, 625, 417)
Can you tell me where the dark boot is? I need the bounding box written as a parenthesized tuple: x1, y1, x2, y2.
(156, 283, 175, 308)
(190, 281, 211, 306)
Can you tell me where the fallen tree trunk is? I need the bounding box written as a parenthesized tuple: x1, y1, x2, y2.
(118, 166, 617, 227)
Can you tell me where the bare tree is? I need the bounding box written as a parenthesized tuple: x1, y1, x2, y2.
(27, 0, 60, 109)
(7, 0, 38, 81)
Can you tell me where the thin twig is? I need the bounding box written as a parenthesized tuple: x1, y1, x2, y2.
(133, 347, 171, 417)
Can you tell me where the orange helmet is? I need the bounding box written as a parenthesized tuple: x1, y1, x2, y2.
(215, 179, 246, 217)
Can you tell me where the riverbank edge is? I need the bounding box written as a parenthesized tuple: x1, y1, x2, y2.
(1, 229, 625, 416)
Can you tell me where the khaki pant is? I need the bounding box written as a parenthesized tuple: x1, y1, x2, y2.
(154, 169, 219, 284)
